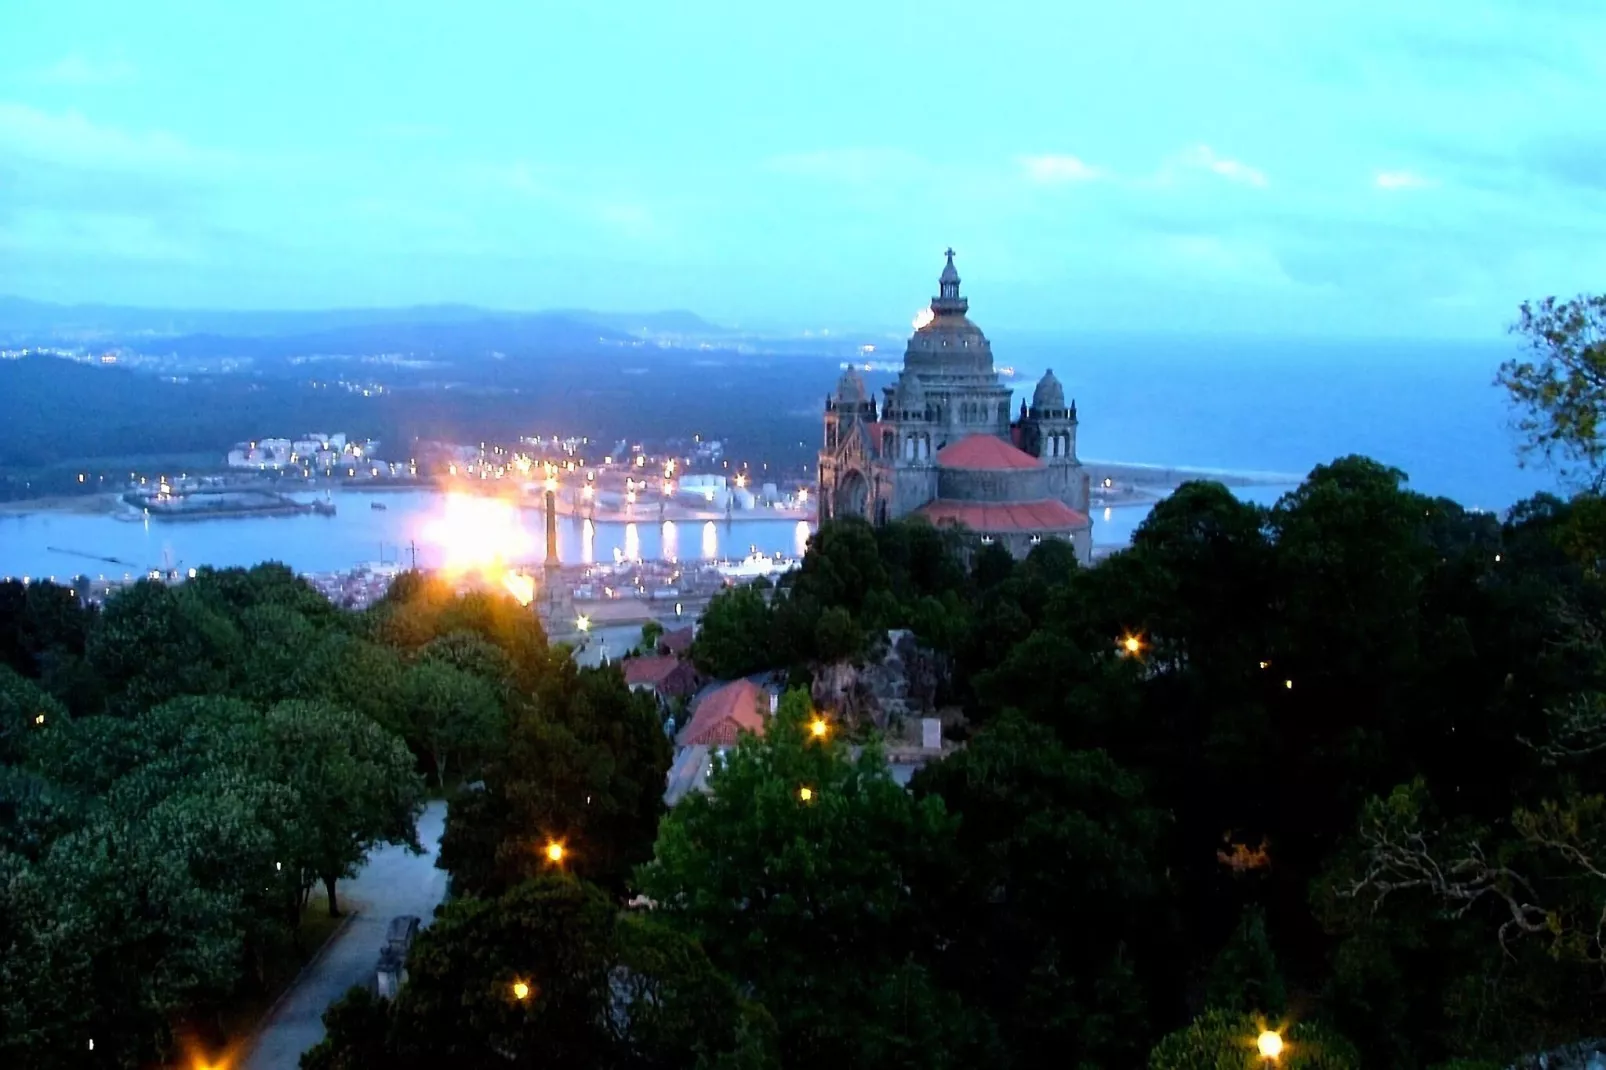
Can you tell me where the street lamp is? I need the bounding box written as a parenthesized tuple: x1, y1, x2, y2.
(545, 841, 565, 864)
(809, 717, 829, 739)
(576, 615, 591, 633)
(1257, 1029, 1283, 1062)
(512, 980, 531, 1001)
(798, 786, 814, 802)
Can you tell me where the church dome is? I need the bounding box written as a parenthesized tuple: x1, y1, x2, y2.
(835, 367, 868, 404)
(904, 249, 994, 373)
(1032, 369, 1065, 412)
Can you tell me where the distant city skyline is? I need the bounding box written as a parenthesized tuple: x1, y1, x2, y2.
(2, 0, 1602, 339)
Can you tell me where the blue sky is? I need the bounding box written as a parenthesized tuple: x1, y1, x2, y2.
(1, 0, 1601, 337)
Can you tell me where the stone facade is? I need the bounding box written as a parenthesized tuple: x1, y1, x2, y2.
(818, 250, 1093, 563)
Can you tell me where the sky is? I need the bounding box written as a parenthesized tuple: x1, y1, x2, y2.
(1, 0, 1603, 337)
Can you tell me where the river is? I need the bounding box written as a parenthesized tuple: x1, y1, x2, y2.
(0, 485, 1299, 583)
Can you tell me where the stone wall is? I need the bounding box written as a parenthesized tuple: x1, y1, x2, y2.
(937, 465, 1050, 503)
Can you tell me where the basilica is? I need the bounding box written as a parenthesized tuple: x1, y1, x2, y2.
(817, 250, 1093, 563)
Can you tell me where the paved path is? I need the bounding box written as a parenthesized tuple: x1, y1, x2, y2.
(241, 801, 448, 1070)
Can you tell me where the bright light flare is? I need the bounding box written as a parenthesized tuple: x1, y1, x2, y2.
(512, 980, 531, 1000)
(1257, 1030, 1283, 1059)
(810, 718, 829, 739)
(913, 306, 936, 330)
(799, 786, 814, 802)
(576, 614, 591, 632)
(419, 493, 534, 585)
(503, 573, 535, 606)
(1119, 634, 1144, 656)
(545, 841, 565, 863)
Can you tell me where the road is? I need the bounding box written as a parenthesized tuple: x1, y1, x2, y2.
(572, 624, 649, 668)
(241, 800, 448, 1070)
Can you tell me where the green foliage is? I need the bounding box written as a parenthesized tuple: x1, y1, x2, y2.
(1148, 1012, 1361, 1070)
(1205, 905, 1287, 1016)
(1498, 294, 1606, 488)
(689, 584, 776, 678)
(437, 661, 670, 898)
(640, 691, 994, 1068)
(641, 619, 665, 651)
(911, 713, 1167, 1068)
(308, 876, 774, 1070)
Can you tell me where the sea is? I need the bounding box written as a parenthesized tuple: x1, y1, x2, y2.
(0, 332, 1564, 581)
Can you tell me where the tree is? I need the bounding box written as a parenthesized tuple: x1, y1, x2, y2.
(0, 664, 66, 765)
(307, 876, 775, 1070)
(640, 619, 665, 652)
(1205, 905, 1287, 1016)
(438, 663, 669, 898)
(86, 580, 243, 716)
(911, 714, 1169, 1069)
(261, 700, 424, 916)
(1498, 295, 1606, 488)
(397, 659, 503, 786)
(689, 584, 776, 678)
(1148, 1011, 1360, 1070)
(639, 691, 992, 1069)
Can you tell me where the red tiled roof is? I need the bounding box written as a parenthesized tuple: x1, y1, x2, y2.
(914, 498, 1091, 533)
(658, 626, 695, 655)
(937, 434, 1043, 471)
(678, 679, 768, 747)
(622, 655, 682, 688)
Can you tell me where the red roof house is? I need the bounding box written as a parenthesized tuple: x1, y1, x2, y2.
(657, 625, 696, 657)
(621, 654, 699, 700)
(677, 679, 770, 747)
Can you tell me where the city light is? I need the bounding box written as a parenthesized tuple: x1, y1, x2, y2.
(810, 718, 829, 739)
(1257, 1030, 1283, 1059)
(799, 786, 814, 802)
(512, 980, 531, 1001)
(1120, 634, 1143, 655)
(545, 841, 565, 863)
(576, 615, 591, 633)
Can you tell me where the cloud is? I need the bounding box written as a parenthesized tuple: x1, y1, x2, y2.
(1019, 154, 1107, 184)
(1375, 170, 1436, 190)
(0, 103, 234, 177)
(35, 54, 137, 87)
(1174, 145, 1269, 188)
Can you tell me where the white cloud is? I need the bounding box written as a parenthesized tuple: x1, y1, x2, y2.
(1019, 154, 1107, 184)
(1175, 144, 1269, 188)
(0, 103, 234, 177)
(35, 54, 137, 87)
(1375, 169, 1436, 190)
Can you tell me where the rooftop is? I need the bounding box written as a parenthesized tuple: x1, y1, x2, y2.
(677, 678, 769, 747)
(936, 434, 1044, 471)
(622, 654, 684, 688)
(915, 498, 1091, 533)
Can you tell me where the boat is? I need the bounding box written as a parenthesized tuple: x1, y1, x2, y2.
(715, 550, 799, 580)
(371, 501, 388, 510)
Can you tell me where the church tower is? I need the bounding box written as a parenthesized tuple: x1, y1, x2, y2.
(1020, 369, 1090, 513)
(819, 367, 877, 521)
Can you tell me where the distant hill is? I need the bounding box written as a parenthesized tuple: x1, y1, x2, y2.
(0, 296, 734, 347)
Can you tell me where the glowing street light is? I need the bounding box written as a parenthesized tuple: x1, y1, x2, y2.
(512, 980, 531, 1001)
(545, 841, 565, 864)
(1119, 634, 1143, 656)
(1257, 1029, 1283, 1061)
(545, 476, 557, 493)
(798, 786, 814, 802)
(809, 717, 829, 739)
(576, 615, 591, 633)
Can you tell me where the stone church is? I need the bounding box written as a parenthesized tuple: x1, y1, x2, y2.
(817, 250, 1093, 563)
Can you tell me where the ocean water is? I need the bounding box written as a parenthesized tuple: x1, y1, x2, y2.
(0, 334, 1567, 577)
(0, 491, 813, 582)
(988, 331, 1558, 511)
